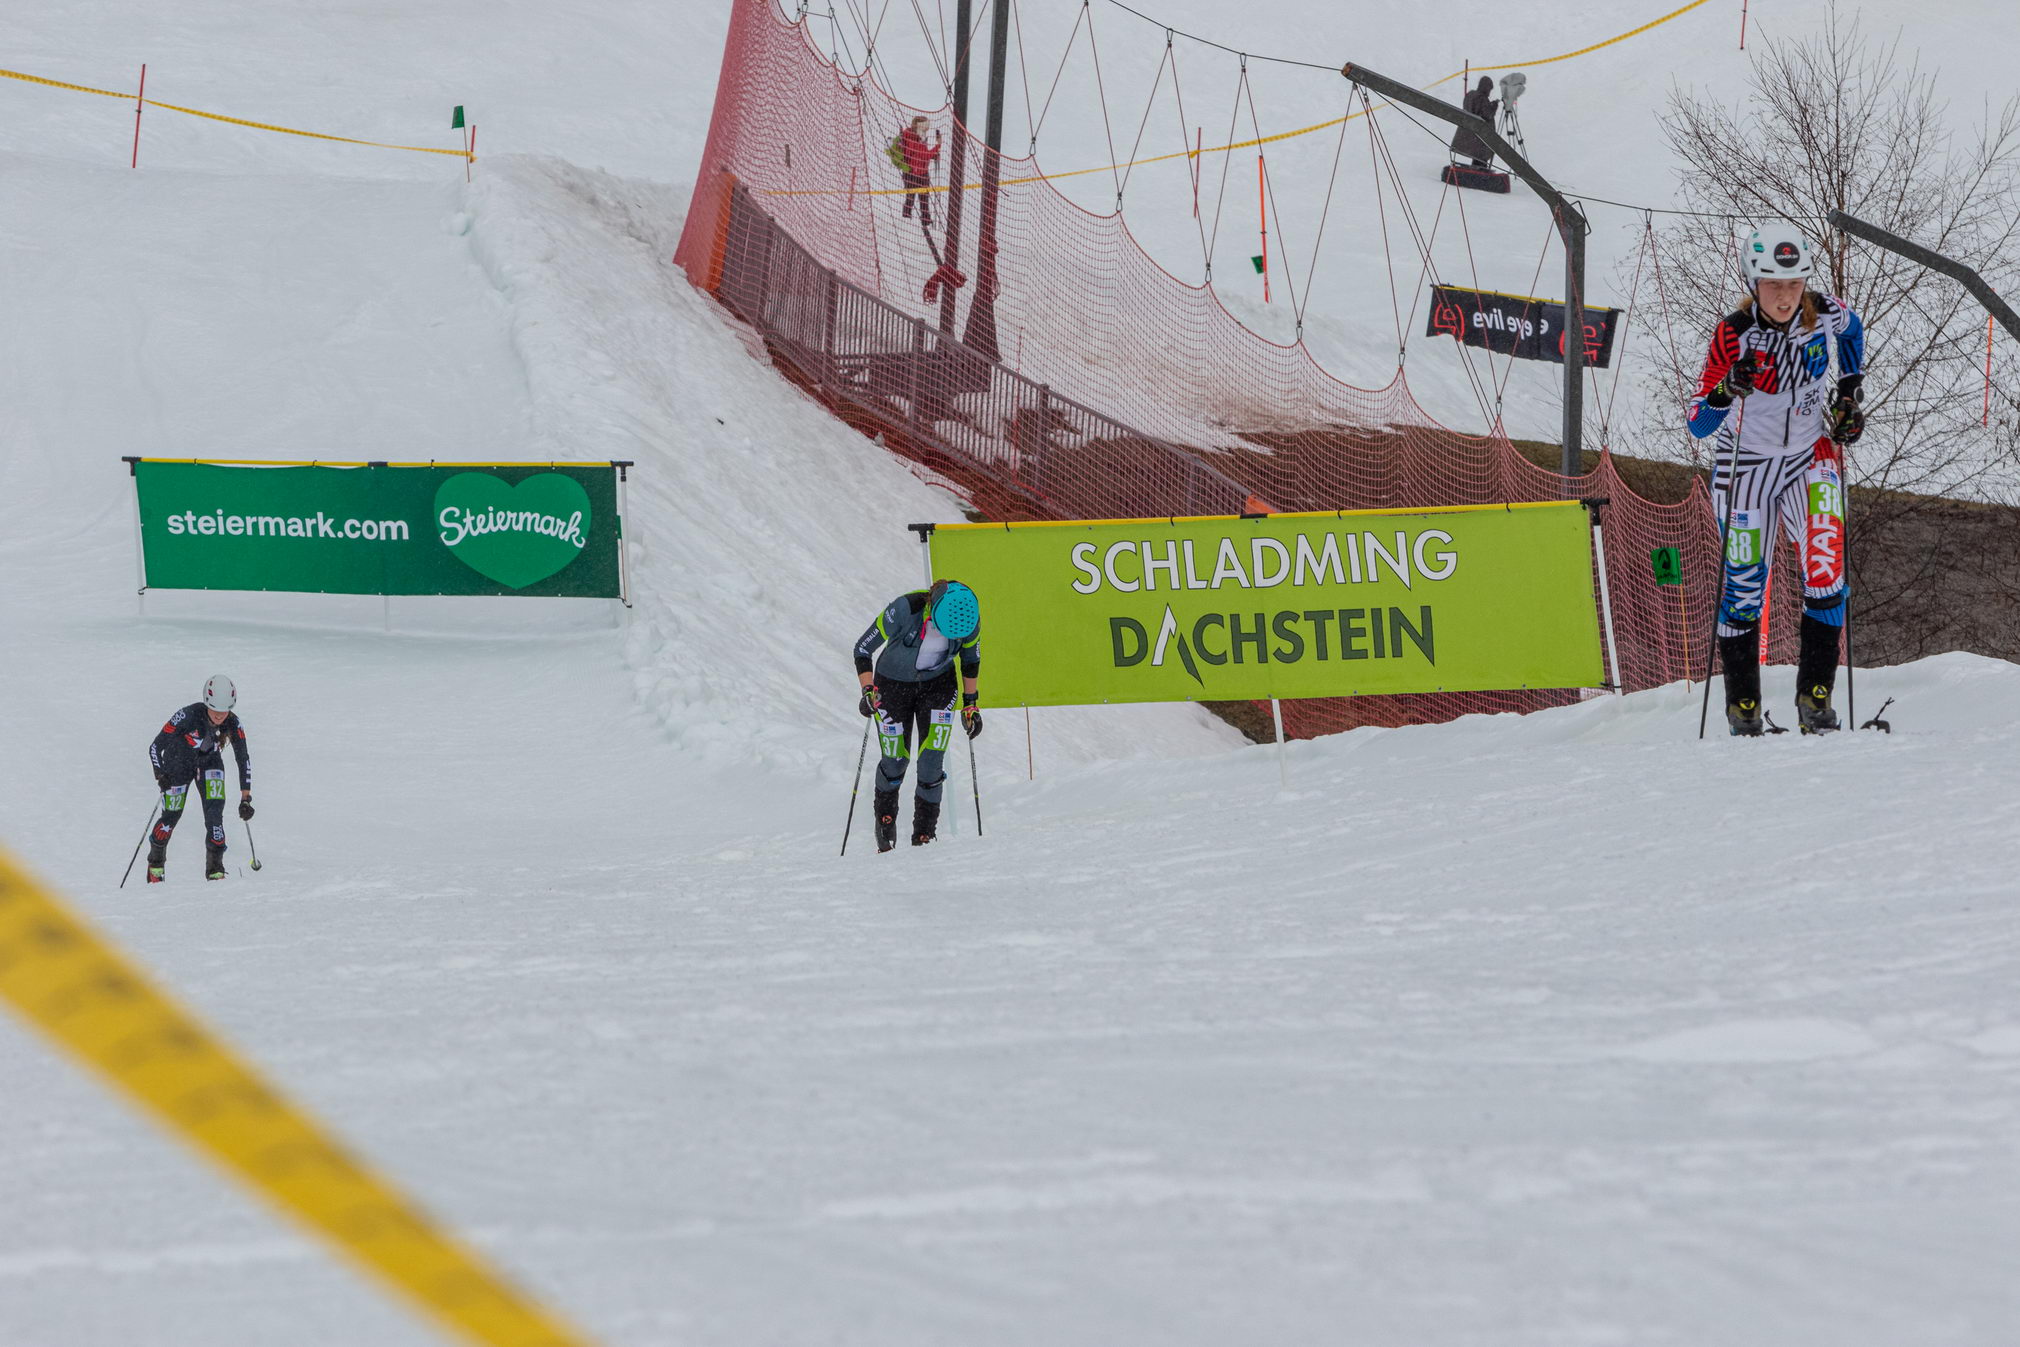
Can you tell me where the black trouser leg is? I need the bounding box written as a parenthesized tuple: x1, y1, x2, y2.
(1796, 613, 1842, 703)
(149, 777, 191, 866)
(1720, 626, 1763, 709)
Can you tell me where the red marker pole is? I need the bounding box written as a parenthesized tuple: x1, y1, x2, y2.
(1257, 154, 1269, 303)
(1739, 0, 1750, 50)
(468, 124, 477, 180)
(130, 63, 146, 168)
(1987, 314, 1996, 427)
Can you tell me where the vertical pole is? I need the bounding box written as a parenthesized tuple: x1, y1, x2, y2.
(129, 462, 148, 616)
(616, 464, 634, 613)
(1739, 0, 1750, 50)
(1679, 579, 1692, 692)
(1590, 512, 1624, 694)
(131, 64, 147, 168)
(959, 0, 1012, 360)
(468, 125, 477, 178)
(1270, 698, 1288, 787)
(1987, 314, 1996, 427)
(464, 123, 472, 183)
(1559, 203, 1587, 480)
(1257, 155, 1269, 303)
(938, 0, 974, 334)
(1025, 707, 1034, 779)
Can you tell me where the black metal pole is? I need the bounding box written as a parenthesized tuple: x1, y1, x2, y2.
(960, 0, 1012, 361)
(937, 0, 973, 335)
(1340, 62, 1587, 476)
(1829, 209, 2020, 341)
(1562, 202, 1588, 480)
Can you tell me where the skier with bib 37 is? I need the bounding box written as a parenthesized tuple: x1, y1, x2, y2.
(1687, 222, 1866, 736)
(146, 675, 253, 881)
(854, 580, 982, 851)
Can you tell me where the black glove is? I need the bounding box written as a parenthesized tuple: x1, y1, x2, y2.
(239, 799, 255, 821)
(153, 769, 172, 791)
(1707, 352, 1761, 407)
(858, 685, 882, 719)
(961, 694, 983, 739)
(1828, 395, 1864, 445)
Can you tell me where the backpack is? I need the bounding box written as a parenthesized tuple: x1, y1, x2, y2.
(886, 134, 909, 171)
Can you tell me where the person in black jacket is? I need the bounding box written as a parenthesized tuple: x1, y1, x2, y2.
(853, 580, 981, 851)
(1449, 76, 1499, 168)
(146, 675, 253, 882)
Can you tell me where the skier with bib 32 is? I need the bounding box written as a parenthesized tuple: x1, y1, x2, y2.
(145, 675, 253, 881)
(1687, 222, 1866, 736)
(854, 580, 982, 851)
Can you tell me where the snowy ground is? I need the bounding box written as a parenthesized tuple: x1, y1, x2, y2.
(2, 2, 2018, 1344)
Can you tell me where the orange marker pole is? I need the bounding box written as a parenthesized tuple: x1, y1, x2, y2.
(130, 63, 146, 169)
(1257, 154, 1269, 303)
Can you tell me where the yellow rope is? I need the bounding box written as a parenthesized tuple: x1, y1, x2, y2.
(0, 66, 470, 159)
(764, 0, 1711, 199)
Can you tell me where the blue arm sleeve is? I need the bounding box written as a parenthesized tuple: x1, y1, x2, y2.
(1687, 398, 1731, 439)
(1836, 307, 1865, 392)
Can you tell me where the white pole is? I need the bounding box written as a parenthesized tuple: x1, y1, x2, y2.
(129, 470, 147, 617)
(1271, 697, 1289, 787)
(616, 464, 635, 619)
(1592, 518, 1624, 695)
(383, 593, 391, 634)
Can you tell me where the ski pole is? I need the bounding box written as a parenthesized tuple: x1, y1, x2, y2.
(967, 726, 983, 837)
(840, 717, 873, 857)
(1698, 441, 1739, 739)
(120, 799, 160, 889)
(1837, 441, 1858, 728)
(244, 819, 263, 871)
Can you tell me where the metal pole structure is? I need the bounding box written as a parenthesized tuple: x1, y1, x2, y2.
(1585, 499, 1624, 694)
(1270, 698, 1289, 787)
(960, 0, 1012, 361)
(1561, 204, 1588, 481)
(937, 0, 973, 336)
(1340, 62, 1589, 476)
(1829, 209, 2020, 342)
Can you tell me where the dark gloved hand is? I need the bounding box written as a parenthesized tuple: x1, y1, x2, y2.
(961, 694, 983, 739)
(1708, 352, 1761, 407)
(858, 685, 882, 719)
(154, 769, 173, 791)
(1828, 395, 1864, 445)
(239, 799, 255, 821)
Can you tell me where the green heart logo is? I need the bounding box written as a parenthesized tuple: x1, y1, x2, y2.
(434, 472, 593, 589)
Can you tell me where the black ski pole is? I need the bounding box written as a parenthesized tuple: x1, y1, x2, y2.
(244, 819, 263, 871)
(1698, 441, 1739, 740)
(967, 725, 983, 837)
(840, 717, 873, 857)
(119, 799, 160, 889)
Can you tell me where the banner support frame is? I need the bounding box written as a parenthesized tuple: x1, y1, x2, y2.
(1270, 698, 1289, 787)
(122, 456, 147, 615)
(613, 460, 635, 614)
(1583, 497, 1623, 694)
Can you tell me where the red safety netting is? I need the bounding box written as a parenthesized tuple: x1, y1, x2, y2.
(676, 0, 1816, 736)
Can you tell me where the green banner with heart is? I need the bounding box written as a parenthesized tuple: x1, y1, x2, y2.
(130, 460, 625, 598)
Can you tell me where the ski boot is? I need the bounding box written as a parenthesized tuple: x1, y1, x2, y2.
(1796, 683, 1840, 734)
(205, 848, 228, 881)
(911, 797, 941, 847)
(144, 835, 169, 883)
(1795, 613, 1843, 735)
(1726, 698, 1765, 737)
(146, 866, 165, 884)
(873, 789, 900, 854)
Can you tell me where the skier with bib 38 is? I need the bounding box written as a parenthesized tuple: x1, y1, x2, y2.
(854, 580, 982, 851)
(1687, 222, 1866, 736)
(146, 675, 253, 881)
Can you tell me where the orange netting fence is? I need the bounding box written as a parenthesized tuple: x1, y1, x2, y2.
(677, 0, 1815, 735)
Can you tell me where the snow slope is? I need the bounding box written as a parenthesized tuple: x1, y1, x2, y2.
(0, 2, 2017, 1345)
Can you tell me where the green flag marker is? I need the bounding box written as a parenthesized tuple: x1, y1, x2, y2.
(1251, 255, 1265, 273)
(451, 105, 465, 129)
(1649, 546, 1682, 586)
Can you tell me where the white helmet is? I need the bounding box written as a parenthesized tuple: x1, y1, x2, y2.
(1744, 222, 1814, 282)
(203, 674, 236, 713)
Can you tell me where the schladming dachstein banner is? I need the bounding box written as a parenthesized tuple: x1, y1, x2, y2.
(927, 502, 1604, 705)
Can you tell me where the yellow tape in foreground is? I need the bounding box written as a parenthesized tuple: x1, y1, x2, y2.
(0, 847, 593, 1347)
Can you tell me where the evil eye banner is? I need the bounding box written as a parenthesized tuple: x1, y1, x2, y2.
(1425, 284, 1622, 368)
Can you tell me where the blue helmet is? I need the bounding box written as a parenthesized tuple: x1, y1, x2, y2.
(929, 579, 979, 640)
